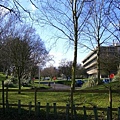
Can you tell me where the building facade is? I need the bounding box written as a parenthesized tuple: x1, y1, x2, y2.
(82, 43, 120, 78)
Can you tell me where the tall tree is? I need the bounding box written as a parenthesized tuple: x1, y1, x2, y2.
(58, 59, 86, 79)
(58, 59, 72, 79)
(106, 0, 120, 42)
(0, 14, 48, 93)
(41, 66, 57, 79)
(29, 0, 91, 113)
(81, 0, 119, 84)
(32, 1, 93, 116)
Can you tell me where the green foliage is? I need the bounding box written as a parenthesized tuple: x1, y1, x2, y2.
(114, 75, 120, 81)
(3, 76, 18, 87)
(22, 82, 32, 87)
(4, 79, 14, 87)
(113, 70, 120, 81)
(10, 77, 18, 84)
(0, 73, 6, 88)
(0, 73, 6, 81)
(82, 77, 103, 89)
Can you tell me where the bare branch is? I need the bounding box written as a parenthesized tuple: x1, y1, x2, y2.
(29, 0, 39, 9)
(0, 4, 18, 16)
(13, 0, 34, 20)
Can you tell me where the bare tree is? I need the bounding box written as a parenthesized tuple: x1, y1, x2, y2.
(80, 0, 119, 84)
(31, 1, 93, 116)
(0, 1, 91, 86)
(58, 59, 72, 80)
(105, 0, 120, 42)
(0, 0, 32, 19)
(58, 59, 85, 79)
(0, 13, 17, 72)
(100, 53, 120, 77)
(41, 66, 57, 80)
(0, 15, 49, 93)
(3, 0, 118, 116)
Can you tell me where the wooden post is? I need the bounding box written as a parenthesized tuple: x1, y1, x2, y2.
(73, 104, 77, 120)
(18, 100, 21, 115)
(6, 86, 8, 103)
(107, 107, 111, 120)
(46, 103, 50, 120)
(36, 102, 40, 116)
(6, 100, 9, 113)
(29, 102, 32, 115)
(93, 106, 98, 120)
(18, 66, 21, 94)
(118, 107, 120, 120)
(66, 104, 70, 120)
(2, 81, 5, 113)
(53, 103, 57, 119)
(109, 87, 112, 120)
(35, 88, 37, 113)
(83, 106, 87, 120)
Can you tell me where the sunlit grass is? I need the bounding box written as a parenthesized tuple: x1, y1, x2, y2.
(0, 73, 120, 109)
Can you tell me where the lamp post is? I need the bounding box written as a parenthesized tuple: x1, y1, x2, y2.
(18, 66, 21, 94)
(39, 65, 40, 88)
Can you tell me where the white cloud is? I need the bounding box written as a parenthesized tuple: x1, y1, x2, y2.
(46, 51, 63, 67)
(31, 4, 36, 11)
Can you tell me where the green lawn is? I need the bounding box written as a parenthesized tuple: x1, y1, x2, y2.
(0, 73, 120, 109)
(1, 73, 120, 119)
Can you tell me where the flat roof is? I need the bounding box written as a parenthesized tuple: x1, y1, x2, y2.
(82, 45, 120, 63)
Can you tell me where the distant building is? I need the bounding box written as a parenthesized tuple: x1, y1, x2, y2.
(82, 43, 120, 78)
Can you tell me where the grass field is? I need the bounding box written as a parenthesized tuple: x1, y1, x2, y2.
(0, 73, 120, 119)
(0, 73, 120, 108)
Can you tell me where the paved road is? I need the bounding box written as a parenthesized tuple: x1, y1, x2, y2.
(40, 81, 71, 90)
(50, 83, 71, 90)
(40, 81, 79, 90)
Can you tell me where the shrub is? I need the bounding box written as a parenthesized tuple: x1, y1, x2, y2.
(4, 79, 14, 87)
(10, 77, 18, 84)
(82, 77, 103, 89)
(22, 82, 31, 87)
(0, 73, 6, 81)
(113, 70, 120, 81)
(21, 79, 32, 87)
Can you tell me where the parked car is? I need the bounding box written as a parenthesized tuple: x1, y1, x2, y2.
(75, 80, 84, 87)
(102, 78, 111, 83)
(43, 77, 50, 80)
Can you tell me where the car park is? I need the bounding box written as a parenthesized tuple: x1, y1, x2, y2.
(75, 80, 84, 87)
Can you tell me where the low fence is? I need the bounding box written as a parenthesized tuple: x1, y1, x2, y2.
(0, 100, 120, 120)
(0, 81, 120, 120)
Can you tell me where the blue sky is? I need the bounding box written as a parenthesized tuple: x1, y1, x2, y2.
(20, 1, 119, 68)
(37, 26, 89, 67)
(7, 0, 118, 67)
(5, 0, 87, 67)
(19, 1, 89, 67)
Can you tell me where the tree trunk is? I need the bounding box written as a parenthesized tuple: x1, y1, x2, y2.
(18, 75, 21, 94)
(71, 41, 77, 118)
(18, 66, 21, 94)
(71, 0, 78, 117)
(97, 44, 101, 84)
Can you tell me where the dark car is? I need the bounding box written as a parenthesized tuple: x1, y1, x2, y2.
(103, 78, 111, 84)
(75, 80, 84, 87)
(43, 77, 50, 80)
